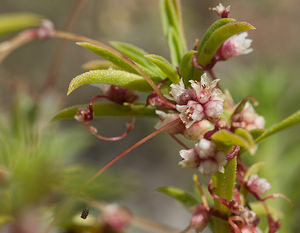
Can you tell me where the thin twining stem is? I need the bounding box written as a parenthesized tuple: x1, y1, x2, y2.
(54, 30, 167, 102)
(42, 0, 90, 92)
(44, 119, 181, 233)
(170, 134, 189, 149)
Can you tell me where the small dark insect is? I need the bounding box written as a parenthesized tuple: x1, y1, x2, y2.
(81, 208, 89, 219)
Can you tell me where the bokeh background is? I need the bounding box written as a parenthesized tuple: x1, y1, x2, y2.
(0, 0, 299, 232)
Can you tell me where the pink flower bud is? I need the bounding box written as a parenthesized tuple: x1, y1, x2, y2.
(183, 120, 212, 140)
(102, 204, 132, 232)
(75, 108, 93, 123)
(247, 174, 271, 195)
(219, 32, 253, 60)
(36, 20, 55, 40)
(210, 3, 231, 18)
(155, 110, 185, 135)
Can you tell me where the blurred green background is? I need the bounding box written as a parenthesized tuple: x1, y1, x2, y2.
(0, 0, 299, 232)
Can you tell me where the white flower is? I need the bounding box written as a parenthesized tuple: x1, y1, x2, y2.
(220, 32, 253, 60)
(247, 174, 271, 195)
(232, 102, 265, 130)
(204, 96, 224, 119)
(178, 139, 227, 176)
(177, 100, 205, 128)
(169, 79, 187, 103)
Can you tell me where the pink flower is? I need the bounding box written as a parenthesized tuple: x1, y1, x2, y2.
(247, 174, 271, 195)
(177, 100, 205, 128)
(179, 139, 227, 176)
(219, 32, 253, 60)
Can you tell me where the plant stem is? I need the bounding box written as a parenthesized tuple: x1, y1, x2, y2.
(212, 156, 237, 233)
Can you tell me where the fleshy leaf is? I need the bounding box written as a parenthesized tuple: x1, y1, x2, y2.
(180, 50, 197, 86)
(256, 110, 300, 143)
(53, 103, 156, 120)
(110, 41, 162, 77)
(0, 13, 43, 36)
(244, 162, 265, 180)
(67, 70, 152, 95)
(145, 54, 179, 83)
(157, 186, 198, 208)
(197, 21, 255, 67)
(211, 129, 256, 154)
(234, 128, 256, 154)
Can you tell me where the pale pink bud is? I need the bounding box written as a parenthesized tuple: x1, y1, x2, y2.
(75, 108, 93, 123)
(210, 3, 231, 18)
(247, 174, 271, 195)
(241, 226, 262, 233)
(36, 20, 55, 40)
(190, 205, 210, 232)
(102, 204, 132, 231)
(178, 149, 199, 168)
(219, 32, 253, 60)
(169, 79, 188, 103)
(155, 110, 184, 135)
(241, 209, 258, 225)
(204, 97, 224, 119)
(183, 120, 212, 140)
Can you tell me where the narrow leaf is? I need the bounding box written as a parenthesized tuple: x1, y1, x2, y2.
(157, 186, 198, 208)
(53, 103, 156, 120)
(78, 42, 138, 74)
(180, 50, 197, 86)
(211, 129, 256, 154)
(235, 128, 256, 154)
(145, 54, 179, 83)
(256, 110, 300, 143)
(0, 13, 43, 36)
(67, 70, 152, 95)
(197, 21, 255, 67)
(168, 27, 183, 66)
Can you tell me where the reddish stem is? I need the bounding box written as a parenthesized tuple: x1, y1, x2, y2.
(227, 145, 240, 161)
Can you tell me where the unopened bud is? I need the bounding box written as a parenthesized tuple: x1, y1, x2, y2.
(210, 3, 231, 18)
(75, 108, 93, 123)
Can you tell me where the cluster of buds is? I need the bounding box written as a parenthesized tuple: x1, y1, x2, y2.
(247, 174, 271, 196)
(232, 102, 265, 130)
(179, 138, 227, 176)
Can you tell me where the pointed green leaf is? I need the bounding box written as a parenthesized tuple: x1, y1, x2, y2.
(145, 54, 179, 83)
(197, 21, 255, 67)
(110, 41, 163, 77)
(53, 103, 156, 120)
(67, 70, 152, 95)
(157, 186, 198, 208)
(168, 27, 184, 66)
(256, 110, 300, 143)
(235, 128, 256, 154)
(244, 162, 265, 180)
(82, 60, 120, 70)
(180, 50, 197, 86)
(0, 13, 43, 36)
(211, 129, 256, 154)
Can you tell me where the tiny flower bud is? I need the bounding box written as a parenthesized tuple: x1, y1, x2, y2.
(155, 110, 185, 135)
(36, 20, 55, 40)
(218, 32, 253, 60)
(190, 205, 210, 232)
(183, 120, 212, 140)
(247, 174, 271, 195)
(210, 3, 231, 18)
(102, 204, 132, 232)
(106, 85, 138, 104)
(75, 108, 93, 123)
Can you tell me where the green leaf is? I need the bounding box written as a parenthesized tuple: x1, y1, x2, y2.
(160, 0, 186, 66)
(82, 60, 120, 71)
(197, 18, 235, 56)
(157, 186, 198, 208)
(244, 162, 265, 180)
(0, 13, 43, 36)
(211, 129, 256, 155)
(77, 42, 138, 74)
(53, 103, 156, 120)
(197, 21, 255, 67)
(250, 128, 265, 140)
(110, 41, 163, 77)
(145, 54, 179, 83)
(180, 50, 197, 86)
(250, 202, 283, 218)
(256, 110, 300, 143)
(234, 128, 256, 154)
(67, 70, 152, 95)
